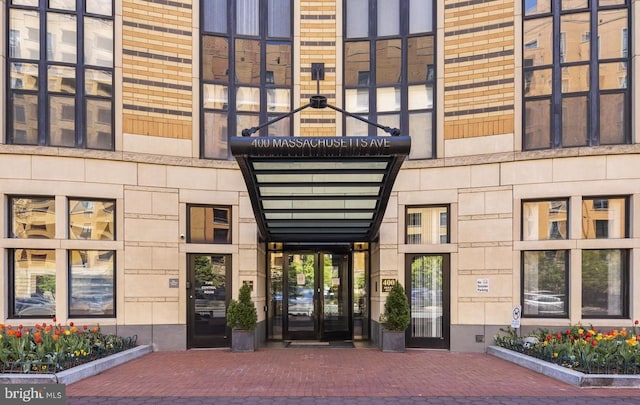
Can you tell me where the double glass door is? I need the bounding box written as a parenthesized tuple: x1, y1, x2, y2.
(280, 252, 351, 340)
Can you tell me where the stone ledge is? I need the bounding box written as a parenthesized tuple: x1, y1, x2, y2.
(0, 345, 152, 385)
(488, 346, 640, 388)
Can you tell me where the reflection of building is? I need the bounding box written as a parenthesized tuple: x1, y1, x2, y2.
(1, 0, 638, 353)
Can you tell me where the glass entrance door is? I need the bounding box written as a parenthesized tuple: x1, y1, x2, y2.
(187, 254, 231, 348)
(284, 251, 351, 340)
(406, 254, 450, 349)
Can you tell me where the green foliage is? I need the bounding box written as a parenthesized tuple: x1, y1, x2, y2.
(226, 284, 258, 331)
(380, 282, 410, 331)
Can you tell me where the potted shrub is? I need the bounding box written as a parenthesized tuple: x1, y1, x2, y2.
(226, 283, 258, 352)
(380, 281, 410, 352)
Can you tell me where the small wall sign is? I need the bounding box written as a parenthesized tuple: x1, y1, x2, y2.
(169, 278, 179, 288)
(381, 278, 396, 292)
(476, 278, 489, 293)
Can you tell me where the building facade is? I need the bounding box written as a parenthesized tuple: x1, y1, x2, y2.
(1, 0, 638, 352)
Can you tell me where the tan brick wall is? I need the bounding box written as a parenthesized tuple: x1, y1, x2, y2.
(121, 0, 193, 140)
(299, 1, 338, 136)
(443, 0, 515, 140)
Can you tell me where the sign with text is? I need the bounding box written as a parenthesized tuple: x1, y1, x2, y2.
(1, 384, 66, 405)
(381, 278, 397, 292)
(476, 278, 489, 293)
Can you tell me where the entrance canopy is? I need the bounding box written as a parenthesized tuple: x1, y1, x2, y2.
(230, 135, 411, 243)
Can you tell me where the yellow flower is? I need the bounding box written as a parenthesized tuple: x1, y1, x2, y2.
(64, 330, 71, 335)
(553, 352, 558, 358)
(578, 328, 584, 335)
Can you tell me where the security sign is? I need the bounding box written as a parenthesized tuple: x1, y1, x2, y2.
(512, 305, 522, 329)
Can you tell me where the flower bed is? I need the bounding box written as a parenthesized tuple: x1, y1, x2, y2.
(494, 321, 640, 375)
(0, 319, 136, 374)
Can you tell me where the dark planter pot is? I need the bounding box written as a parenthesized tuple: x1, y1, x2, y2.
(231, 329, 255, 352)
(381, 329, 406, 352)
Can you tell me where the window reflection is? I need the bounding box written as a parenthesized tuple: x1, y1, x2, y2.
(69, 199, 115, 240)
(12, 249, 57, 317)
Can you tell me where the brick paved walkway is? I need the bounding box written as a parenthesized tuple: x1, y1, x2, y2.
(66, 348, 640, 404)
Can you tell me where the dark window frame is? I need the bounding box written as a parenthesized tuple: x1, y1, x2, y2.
(521, 197, 570, 241)
(343, 0, 436, 159)
(187, 204, 233, 244)
(8, 248, 57, 319)
(200, 0, 294, 160)
(581, 195, 630, 239)
(405, 204, 449, 245)
(67, 197, 116, 241)
(522, 0, 631, 150)
(521, 250, 570, 319)
(68, 249, 116, 318)
(6, 0, 115, 149)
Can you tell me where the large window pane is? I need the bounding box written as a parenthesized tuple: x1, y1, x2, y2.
(203, 111, 228, 159)
(268, 0, 290, 37)
(407, 36, 434, 83)
(11, 197, 56, 239)
(188, 206, 231, 244)
(524, 99, 551, 149)
(562, 96, 588, 147)
(235, 39, 261, 84)
(203, 36, 229, 81)
(376, 39, 401, 85)
(267, 115, 290, 137)
(344, 41, 370, 86)
(11, 94, 39, 144)
(10, 62, 39, 90)
(582, 197, 626, 239)
(346, 115, 369, 137)
(48, 65, 76, 93)
(598, 10, 627, 60)
(522, 199, 568, 241)
(203, 0, 227, 33)
(50, 0, 75, 10)
(523, 251, 568, 317)
(86, 0, 112, 16)
(524, 18, 553, 67)
(524, 0, 551, 15)
(406, 206, 448, 244)
(377, 87, 400, 112)
(599, 62, 626, 90)
(236, 0, 259, 36)
(266, 42, 292, 86)
(560, 13, 590, 63)
(12, 249, 56, 317)
(69, 250, 115, 317)
(408, 84, 433, 109)
(410, 0, 433, 33)
(409, 112, 433, 159)
(47, 13, 77, 63)
(599, 93, 626, 144)
(236, 114, 259, 137)
(85, 69, 112, 96)
(377, 0, 399, 36)
(84, 17, 113, 67)
(582, 250, 627, 317)
(345, 89, 369, 113)
(86, 99, 113, 150)
(10, 9, 40, 59)
(376, 113, 399, 136)
(49, 95, 75, 147)
(524, 68, 552, 96)
(346, 0, 369, 38)
(237, 86, 260, 112)
(561, 65, 589, 92)
(203, 84, 228, 109)
(410, 255, 444, 338)
(267, 88, 290, 113)
(69, 199, 115, 240)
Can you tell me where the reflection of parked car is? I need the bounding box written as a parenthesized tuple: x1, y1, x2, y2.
(15, 295, 56, 316)
(70, 295, 114, 315)
(288, 287, 313, 316)
(524, 291, 565, 315)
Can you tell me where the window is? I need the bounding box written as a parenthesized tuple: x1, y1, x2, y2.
(201, 0, 293, 159)
(69, 250, 115, 317)
(523, 0, 630, 149)
(69, 198, 115, 240)
(7, 0, 114, 149)
(345, 0, 435, 159)
(9, 196, 56, 239)
(522, 250, 568, 317)
(522, 199, 568, 240)
(582, 250, 628, 318)
(188, 205, 232, 244)
(582, 197, 627, 239)
(10, 249, 57, 318)
(406, 206, 448, 244)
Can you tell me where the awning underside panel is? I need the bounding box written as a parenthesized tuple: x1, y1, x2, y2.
(230, 136, 411, 242)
